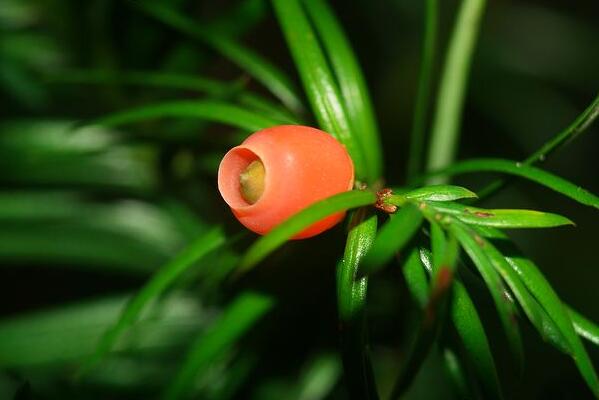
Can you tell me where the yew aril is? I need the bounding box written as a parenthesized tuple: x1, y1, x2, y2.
(218, 125, 354, 239)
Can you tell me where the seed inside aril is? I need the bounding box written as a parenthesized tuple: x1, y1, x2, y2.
(239, 160, 265, 204)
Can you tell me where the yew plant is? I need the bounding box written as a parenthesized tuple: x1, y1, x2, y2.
(0, 0, 598, 399)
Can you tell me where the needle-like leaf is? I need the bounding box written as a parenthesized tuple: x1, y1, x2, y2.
(81, 227, 227, 374)
(428, 201, 574, 228)
(404, 185, 477, 202)
(239, 190, 376, 272)
(94, 100, 283, 132)
(424, 158, 599, 209)
(337, 209, 379, 400)
(359, 203, 423, 276)
(303, 0, 383, 182)
(134, 1, 304, 113)
(451, 221, 524, 369)
(271, 0, 369, 182)
(163, 292, 274, 400)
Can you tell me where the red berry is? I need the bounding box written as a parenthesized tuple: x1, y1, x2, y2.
(218, 125, 354, 239)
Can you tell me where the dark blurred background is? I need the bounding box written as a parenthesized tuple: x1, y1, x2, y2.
(0, 0, 597, 399)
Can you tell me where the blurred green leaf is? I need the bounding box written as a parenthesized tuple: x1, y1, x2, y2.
(424, 158, 599, 209)
(271, 0, 369, 183)
(407, 0, 438, 181)
(476, 93, 599, 200)
(568, 307, 599, 347)
(95, 100, 283, 132)
(296, 353, 341, 400)
(303, 0, 383, 181)
(53, 70, 301, 125)
(82, 227, 227, 373)
(451, 221, 524, 369)
(0, 120, 157, 192)
(389, 229, 457, 400)
(404, 185, 477, 202)
(0, 294, 209, 367)
(239, 190, 376, 272)
(134, 1, 304, 114)
(425, 0, 487, 182)
(337, 209, 378, 400)
(420, 249, 502, 399)
(442, 346, 471, 400)
(0, 192, 190, 273)
(360, 203, 423, 276)
(429, 201, 574, 228)
(163, 291, 274, 400)
(403, 248, 430, 308)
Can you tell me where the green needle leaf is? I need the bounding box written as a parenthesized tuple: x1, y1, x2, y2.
(451, 221, 524, 369)
(271, 0, 369, 182)
(450, 280, 503, 400)
(163, 291, 274, 400)
(476, 93, 599, 200)
(423, 158, 599, 209)
(54, 69, 301, 125)
(134, 1, 304, 113)
(336, 209, 379, 399)
(470, 227, 570, 354)
(568, 307, 599, 347)
(420, 249, 502, 399)
(359, 203, 423, 276)
(81, 226, 227, 374)
(428, 201, 574, 228)
(94, 100, 282, 132)
(404, 185, 477, 202)
(239, 190, 376, 272)
(403, 248, 430, 308)
(0, 294, 210, 367)
(407, 0, 438, 181)
(303, 0, 383, 182)
(504, 252, 599, 396)
(425, 0, 487, 181)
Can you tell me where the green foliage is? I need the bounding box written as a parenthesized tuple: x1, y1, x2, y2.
(1, 1, 598, 399)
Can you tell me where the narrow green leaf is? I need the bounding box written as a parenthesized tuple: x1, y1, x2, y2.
(389, 232, 458, 400)
(425, 0, 487, 182)
(134, 1, 304, 113)
(476, 93, 599, 200)
(428, 201, 574, 228)
(303, 0, 383, 181)
(424, 158, 599, 209)
(407, 0, 438, 180)
(450, 280, 503, 399)
(403, 248, 430, 308)
(94, 100, 282, 132)
(419, 249, 502, 399)
(405, 185, 477, 202)
(53, 69, 302, 125)
(163, 291, 274, 400)
(568, 307, 599, 347)
(336, 209, 379, 399)
(81, 227, 227, 374)
(442, 346, 471, 400)
(359, 203, 423, 276)
(271, 0, 369, 182)
(451, 221, 524, 368)
(239, 190, 376, 272)
(504, 254, 599, 396)
(470, 227, 570, 354)
(0, 294, 209, 367)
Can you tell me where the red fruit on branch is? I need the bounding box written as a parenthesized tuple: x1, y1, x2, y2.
(218, 125, 354, 239)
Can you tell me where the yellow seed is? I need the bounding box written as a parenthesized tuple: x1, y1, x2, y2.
(239, 160, 265, 204)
